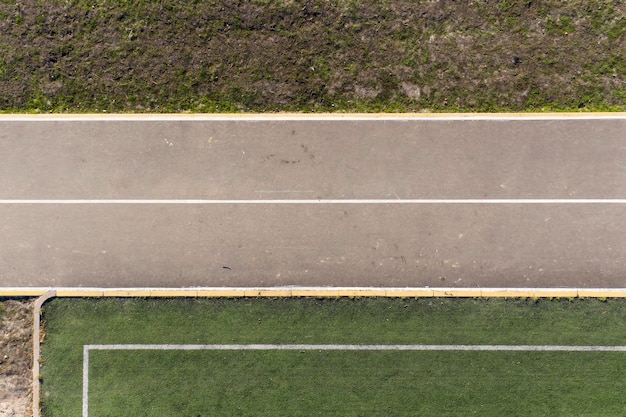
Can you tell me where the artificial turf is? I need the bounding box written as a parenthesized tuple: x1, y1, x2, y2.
(41, 297, 626, 416)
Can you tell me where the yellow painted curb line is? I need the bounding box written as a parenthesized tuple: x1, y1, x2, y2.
(290, 288, 340, 297)
(0, 289, 52, 297)
(197, 289, 245, 297)
(244, 289, 293, 297)
(432, 289, 481, 297)
(147, 290, 199, 297)
(55, 290, 105, 297)
(577, 289, 626, 298)
(479, 289, 535, 298)
(385, 289, 436, 297)
(9, 287, 626, 299)
(339, 289, 388, 297)
(2, 112, 626, 120)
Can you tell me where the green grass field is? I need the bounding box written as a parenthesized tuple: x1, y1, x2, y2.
(41, 297, 626, 416)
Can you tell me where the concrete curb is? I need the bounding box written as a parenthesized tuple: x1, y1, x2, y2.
(32, 290, 56, 417)
(1, 112, 626, 121)
(9, 287, 626, 299)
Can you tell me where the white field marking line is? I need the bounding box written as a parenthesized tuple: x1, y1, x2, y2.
(82, 345, 89, 417)
(255, 190, 316, 194)
(85, 344, 626, 351)
(82, 342, 626, 417)
(3, 199, 626, 205)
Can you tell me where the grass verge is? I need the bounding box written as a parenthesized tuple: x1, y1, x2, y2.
(40, 297, 626, 416)
(1, 0, 625, 113)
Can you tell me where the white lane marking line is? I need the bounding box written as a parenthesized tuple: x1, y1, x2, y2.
(85, 344, 626, 351)
(255, 190, 316, 194)
(3, 199, 626, 204)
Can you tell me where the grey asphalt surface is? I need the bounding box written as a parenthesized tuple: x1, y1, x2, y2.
(1, 115, 625, 288)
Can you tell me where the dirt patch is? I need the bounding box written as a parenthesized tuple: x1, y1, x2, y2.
(0, 300, 33, 417)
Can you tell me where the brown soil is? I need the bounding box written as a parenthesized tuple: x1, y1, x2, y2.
(0, 300, 33, 417)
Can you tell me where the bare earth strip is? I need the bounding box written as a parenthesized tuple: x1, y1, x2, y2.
(0, 300, 33, 417)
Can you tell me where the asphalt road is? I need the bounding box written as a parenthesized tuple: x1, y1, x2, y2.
(1, 114, 625, 288)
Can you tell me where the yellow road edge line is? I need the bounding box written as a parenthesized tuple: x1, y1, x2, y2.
(432, 289, 483, 297)
(147, 290, 199, 297)
(102, 290, 153, 297)
(338, 289, 388, 297)
(197, 290, 246, 297)
(55, 290, 105, 297)
(7, 287, 626, 299)
(480, 289, 536, 298)
(290, 289, 341, 297)
(577, 289, 626, 298)
(0, 289, 50, 297)
(384, 289, 435, 297)
(243, 289, 294, 297)
(532, 290, 579, 298)
(2, 112, 626, 120)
